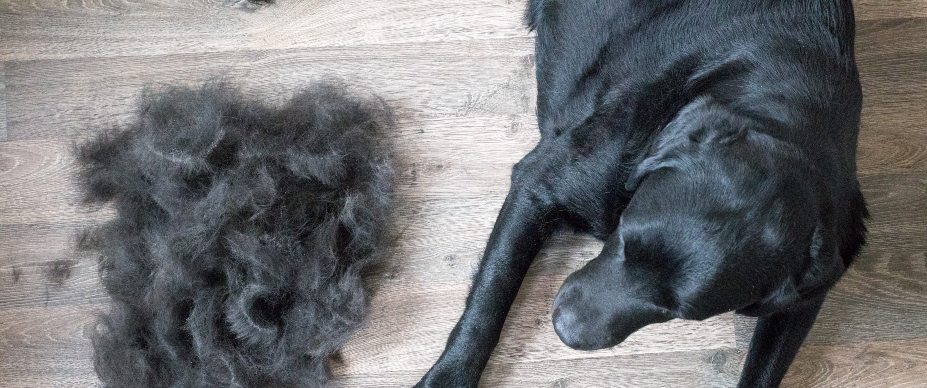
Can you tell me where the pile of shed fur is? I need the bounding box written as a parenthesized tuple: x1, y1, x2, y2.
(76, 82, 394, 387)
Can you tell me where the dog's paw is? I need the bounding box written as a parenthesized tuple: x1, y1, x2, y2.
(414, 364, 480, 388)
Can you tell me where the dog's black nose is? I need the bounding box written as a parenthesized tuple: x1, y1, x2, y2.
(552, 287, 614, 350)
(552, 304, 615, 350)
(552, 306, 588, 350)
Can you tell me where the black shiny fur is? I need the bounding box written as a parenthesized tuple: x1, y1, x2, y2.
(418, 1, 867, 387)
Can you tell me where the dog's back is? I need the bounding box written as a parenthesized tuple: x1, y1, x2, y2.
(530, 1, 859, 140)
(528, 0, 866, 258)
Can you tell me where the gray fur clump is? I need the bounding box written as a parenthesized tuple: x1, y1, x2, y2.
(76, 82, 394, 387)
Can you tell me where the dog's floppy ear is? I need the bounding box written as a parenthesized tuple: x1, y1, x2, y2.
(625, 97, 748, 191)
(796, 218, 846, 299)
(625, 152, 676, 191)
(753, 206, 846, 313)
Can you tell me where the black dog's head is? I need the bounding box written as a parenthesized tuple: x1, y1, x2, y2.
(552, 98, 845, 350)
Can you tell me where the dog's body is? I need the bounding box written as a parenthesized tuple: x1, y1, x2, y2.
(418, 1, 866, 387)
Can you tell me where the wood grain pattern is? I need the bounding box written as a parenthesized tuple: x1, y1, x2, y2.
(783, 339, 927, 387)
(853, 1, 927, 21)
(0, 0, 530, 61)
(0, 62, 7, 140)
(1, 1, 926, 387)
(331, 348, 744, 387)
(0, 306, 100, 387)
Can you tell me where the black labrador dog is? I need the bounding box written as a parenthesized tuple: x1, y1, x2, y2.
(418, 1, 867, 387)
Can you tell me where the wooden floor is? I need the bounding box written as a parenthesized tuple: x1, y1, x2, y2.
(1, 1, 926, 387)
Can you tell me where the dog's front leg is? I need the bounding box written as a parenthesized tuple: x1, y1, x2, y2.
(416, 182, 557, 388)
(737, 297, 826, 388)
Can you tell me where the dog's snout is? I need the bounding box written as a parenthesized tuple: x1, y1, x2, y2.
(552, 274, 668, 351)
(552, 286, 613, 350)
(553, 305, 594, 350)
